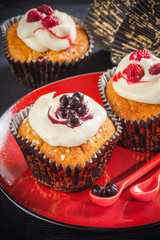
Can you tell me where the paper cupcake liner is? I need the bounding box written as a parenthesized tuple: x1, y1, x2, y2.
(9, 106, 122, 192)
(110, 0, 160, 64)
(84, 0, 138, 50)
(1, 15, 94, 88)
(98, 68, 160, 152)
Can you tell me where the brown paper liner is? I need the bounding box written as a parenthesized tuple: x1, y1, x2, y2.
(9, 106, 122, 192)
(110, 0, 160, 64)
(84, 0, 138, 50)
(98, 68, 160, 152)
(1, 15, 94, 88)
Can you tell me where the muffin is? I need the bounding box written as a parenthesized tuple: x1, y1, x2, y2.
(99, 49, 160, 152)
(10, 91, 122, 192)
(1, 4, 94, 87)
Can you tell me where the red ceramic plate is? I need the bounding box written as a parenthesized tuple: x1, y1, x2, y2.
(0, 72, 160, 231)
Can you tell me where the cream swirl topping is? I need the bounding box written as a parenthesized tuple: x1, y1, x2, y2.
(29, 92, 107, 147)
(17, 8, 77, 52)
(112, 50, 160, 104)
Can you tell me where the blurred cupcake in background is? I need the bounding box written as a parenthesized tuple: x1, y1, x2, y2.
(110, 0, 160, 64)
(84, 0, 138, 50)
(1, 4, 94, 87)
(99, 49, 160, 152)
(85, 0, 160, 65)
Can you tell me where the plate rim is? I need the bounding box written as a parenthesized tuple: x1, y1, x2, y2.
(0, 72, 160, 232)
(1, 185, 160, 232)
(0, 71, 104, 118)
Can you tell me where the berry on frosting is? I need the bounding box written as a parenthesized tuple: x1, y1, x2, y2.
(58, 92, 84, 127)
(149, 63, 160, 75)
(72, 91, 84, 102)
(76, 103, 88, 116)
(58, 107, 67, 118)
(59, 92, 93, 127)
(67, 113, 81, 127)
(59, 94, 70, 108)
(129, 49, 151, 62)
(27, 10, 43, 22)
(48, 92, 93, 128)
(69, 96, 80, 109)
(37, 5, 53, 15)
(41, 15, 61, 28)
(123, 63, 144, 84)
(66, 108, 75, 116)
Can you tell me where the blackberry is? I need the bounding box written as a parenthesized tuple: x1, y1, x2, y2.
(72, 91, 84, 102)
(66, 108, 75, 116)
(69, 96, 80, 109)
(59, 94, 70, 108)
(91, 184, 104, 197)
(58, 107, 67, 118)
(76, 103, 88, 116)
(105, 182, 118, 197)
(67, 113, 80, 127)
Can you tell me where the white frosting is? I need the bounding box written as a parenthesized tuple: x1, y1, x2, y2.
(113, 52, 160, 104)
(29, 92, 107, 147)
(17, 9, 77, 52)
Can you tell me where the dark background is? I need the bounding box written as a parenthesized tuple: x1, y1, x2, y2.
(0, 0, 160, 239)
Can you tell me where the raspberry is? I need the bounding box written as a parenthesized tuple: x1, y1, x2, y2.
(149, 63, 160, 75)
(37, 5, 53, 15)
(129, 50, 151, 62)
(27, 10, 43, 22)
(41, 15, 61, 28)
(123, 63, 144, 84)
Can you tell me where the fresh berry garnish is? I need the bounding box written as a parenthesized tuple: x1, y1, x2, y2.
(91, 184, 104, 197)
(27, 10, 43, 22)
(149, 63, 160, 75)
(67, 113, 80, 127)
(123, 63, 144, 84)
(48, 92, 93, 128)
(58, 107, 67, 118)
(129, 49, 151, 62)
(76, 103, 88, 116)
(91, 182, 118, 198)
(105, 182, 118, 197)
(37, 5, 53, 15)
(66, 108, 75, 116)
(41, 15, 61, 28)
(101, 189, 109, 197)
(69, 96, 80, 109)
(72, 92, 84, 102)
(59, 94, 70, 108)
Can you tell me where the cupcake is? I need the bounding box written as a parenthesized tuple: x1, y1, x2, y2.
(10, 91, 121, 192)
(84, 0, 138, 51)
(99, 49, 160, 152)
(110, 0, 160, 64)
(1, 4, 94, 87)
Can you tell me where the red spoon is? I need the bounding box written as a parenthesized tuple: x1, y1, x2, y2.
(90, 153, 160, 207)
(130, 167, 160, 202)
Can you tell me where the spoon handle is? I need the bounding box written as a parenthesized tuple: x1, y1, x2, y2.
(117, 153, 160, 190)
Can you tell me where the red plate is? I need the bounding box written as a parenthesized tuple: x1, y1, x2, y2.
(0, 73, 160, 231)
